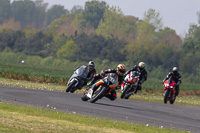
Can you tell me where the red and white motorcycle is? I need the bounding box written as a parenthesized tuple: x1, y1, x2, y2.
(120, 71, 140, 99)
(163, 78, 176, 104)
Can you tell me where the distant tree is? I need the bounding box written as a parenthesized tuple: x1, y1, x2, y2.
(83, 0, 108, 28)
(143, 8, 163, 30)
(24, 32, 53, 57)
(56, 40, 78, 60)
(0, 29, 16, 51)
(180, 24, 200, 74)
(73, 33, 126, 62)
(46, 5, 69, 25)
(96, 7, 138, 42)
(157, 27, 182, 49)
(51, 33, 70, 57)
(0, 0, 11, 23)
(71, 5, 83, 14)
(0, 18, 21, 31)
(34, 0, 48, 29)
(11, 0, 36, 28)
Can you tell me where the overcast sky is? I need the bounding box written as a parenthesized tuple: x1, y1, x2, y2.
(36, 0, 200, 36)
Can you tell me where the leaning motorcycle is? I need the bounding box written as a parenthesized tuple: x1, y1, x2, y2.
(81, 73, 118, 103)
(66, 66, 89, 93)
(120, 71, 140, 99)
(163, 78, 176, 104)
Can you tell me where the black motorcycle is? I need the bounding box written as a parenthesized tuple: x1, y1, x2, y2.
(66, 66, 89, 93)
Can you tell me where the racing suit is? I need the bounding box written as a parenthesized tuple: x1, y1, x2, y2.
(125, 65, 147, 93)
(163, 72, 181, 96)
(89, 69, 124, 101)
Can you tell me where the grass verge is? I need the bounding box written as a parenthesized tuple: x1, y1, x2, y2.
(0, 102, 187, 133)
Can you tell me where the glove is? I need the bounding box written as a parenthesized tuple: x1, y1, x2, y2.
(87, 82, 92, 86)
(162, 81, 164, 84)
(175, 84, 178, 87)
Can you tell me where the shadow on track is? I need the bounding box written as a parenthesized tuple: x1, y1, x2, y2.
(94, 102, 144, 111)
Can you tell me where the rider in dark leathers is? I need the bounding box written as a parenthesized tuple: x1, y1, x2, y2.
(74, 61, 96, 86)
(88, 64, 126, 101)
(162, 67, 181, 96)
(125, 62, 147, 94)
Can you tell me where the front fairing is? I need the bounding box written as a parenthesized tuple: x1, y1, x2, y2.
(67, 73, 84, 88)
(125, 71, 140, 85)
(103, 73, 118, 86)
(164, 78, 175, 91)
(74, 66, 89, 79)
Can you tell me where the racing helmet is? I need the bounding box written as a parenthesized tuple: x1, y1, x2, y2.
(88, 61, 95, 71)
(172, 67, 178, 74)
(117, 64, 126, 76)
(138, 62, 145, 71)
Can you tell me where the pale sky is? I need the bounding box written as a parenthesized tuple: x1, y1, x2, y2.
(13, 0, 200, 36)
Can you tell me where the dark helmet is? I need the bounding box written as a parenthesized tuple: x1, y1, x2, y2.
(138, 62, 145, 71)
(172, 67, 178, 74)
(88, 61, 95, 71)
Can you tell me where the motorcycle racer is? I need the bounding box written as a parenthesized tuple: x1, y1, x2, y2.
(88, 64, 126, 101)
(125, 62, 147, 94)
(74, 61, 96, 86)
(162, 67, 181, 96)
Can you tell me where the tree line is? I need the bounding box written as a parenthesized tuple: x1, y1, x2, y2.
(0, 0, 199, 77)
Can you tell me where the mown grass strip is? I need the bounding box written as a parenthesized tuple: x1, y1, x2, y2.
(1, 63, 200, 91)
(0, 102, 187, 133)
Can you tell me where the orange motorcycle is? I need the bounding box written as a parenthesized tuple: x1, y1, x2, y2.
(81, 73, 118, 103)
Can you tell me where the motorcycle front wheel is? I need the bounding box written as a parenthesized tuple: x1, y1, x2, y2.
(164, 89, 171, 104)
(81, 89, 89, 101)
(66, 80, 77, 93)
(170, 96, 176, 104)
(120, 83, 131, 99)
(90, 86, 106, 103)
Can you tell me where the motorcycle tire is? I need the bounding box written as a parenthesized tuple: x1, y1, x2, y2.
(170, 96, 176, 104)
(81, 95, 89, 101)
(125, 94, 131, 99)
(66, 80, 77, 93)
(164, 89, 170, 104)
(81, 90, 89, 101)
(90, 86, 106, 103)
(120, 84, 131, 99)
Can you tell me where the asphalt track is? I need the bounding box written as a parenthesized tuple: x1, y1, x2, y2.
(0, 86, 200, 133)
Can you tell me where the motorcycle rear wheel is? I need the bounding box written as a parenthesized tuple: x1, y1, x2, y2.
(66, 80, 76, 93)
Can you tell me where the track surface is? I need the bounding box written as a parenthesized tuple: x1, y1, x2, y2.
(0, 86, 200, 132)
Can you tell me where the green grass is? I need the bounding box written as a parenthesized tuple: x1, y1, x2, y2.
(142, 78, 200, 91)
(0, 63, 70, 84)
(0, 102, 187, 133)
(1, 63, 200, 91)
